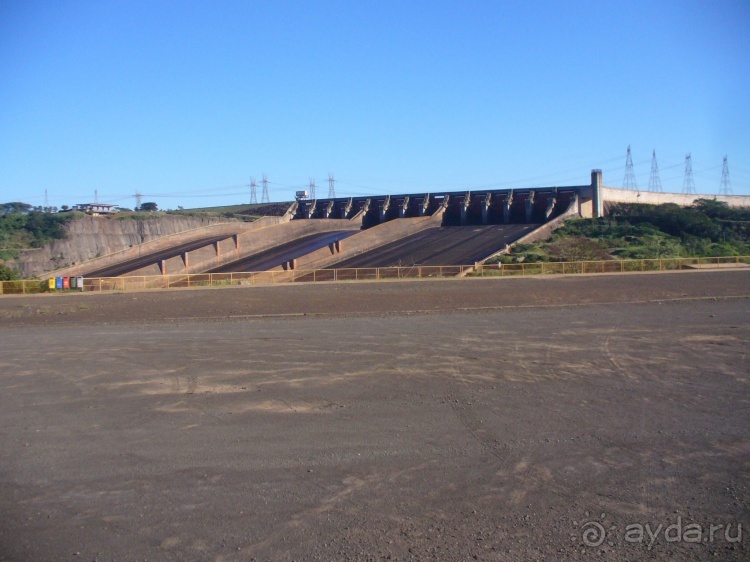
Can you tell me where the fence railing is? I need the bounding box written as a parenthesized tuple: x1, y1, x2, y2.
(1, 256, 748, 295)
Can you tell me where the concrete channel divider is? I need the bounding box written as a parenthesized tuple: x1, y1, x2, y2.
(266, 208, 447, 280)
(42, 215, 289, 279)
(127, 217, 364, 287)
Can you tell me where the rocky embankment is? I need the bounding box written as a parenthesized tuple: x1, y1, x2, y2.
(10, 215, 239, 278)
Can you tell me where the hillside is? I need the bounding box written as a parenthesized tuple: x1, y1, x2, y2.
(1, 199, 299, 278)
(492, 199, 750, 264)
(1, 211, 246, 278)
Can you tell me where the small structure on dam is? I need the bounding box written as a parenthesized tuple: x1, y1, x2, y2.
(293, 170, 604, 227)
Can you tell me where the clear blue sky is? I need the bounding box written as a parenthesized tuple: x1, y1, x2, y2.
(1, 0, 749, 210)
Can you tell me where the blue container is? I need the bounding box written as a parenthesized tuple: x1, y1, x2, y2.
(55, 277, 63, 290)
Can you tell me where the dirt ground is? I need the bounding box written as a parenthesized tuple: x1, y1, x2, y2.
(0, 271, 748, 561)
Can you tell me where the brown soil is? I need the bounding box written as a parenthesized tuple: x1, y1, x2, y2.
(0, 270, 748, 561)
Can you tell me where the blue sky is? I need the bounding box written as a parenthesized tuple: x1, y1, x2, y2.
(1, 0, 748, 209)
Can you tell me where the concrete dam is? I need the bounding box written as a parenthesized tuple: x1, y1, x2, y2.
(52, 168, 745, 281)
(41, 171, 602, 279)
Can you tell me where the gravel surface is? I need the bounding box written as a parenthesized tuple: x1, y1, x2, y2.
(0, 270, 748, 561)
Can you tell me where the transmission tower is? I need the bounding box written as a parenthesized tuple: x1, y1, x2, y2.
(94, 189, 99, 204)
(328, 173, 336, 198)
(309, 178, 316, 199)
(44, 189, 49, 211)
(719, 156, 732, 196)
(134, 192, 142, 210)
(261, 173, 270, 204)
(622, 145, 638, 190)
(648, 150, 662, 192)
(682, 153, 696, 194)
(249, 178, 258, 204)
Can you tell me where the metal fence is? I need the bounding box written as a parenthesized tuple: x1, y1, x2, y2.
(1, 256, 748, 295)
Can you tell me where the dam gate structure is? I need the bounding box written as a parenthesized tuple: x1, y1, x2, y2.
(293, 170, 604, 227)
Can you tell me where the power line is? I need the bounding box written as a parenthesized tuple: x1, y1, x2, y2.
(719, 156, 732, 196)
(648, 150, 662, 192)
(308, 178, 316, 200)
(328, 173, 336, 198)
(682, 153, 696, 194)
(261, 173, 270, 204)
(622, 145, 638, 190)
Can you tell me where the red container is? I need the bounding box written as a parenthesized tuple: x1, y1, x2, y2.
(62, 276, 70, 289)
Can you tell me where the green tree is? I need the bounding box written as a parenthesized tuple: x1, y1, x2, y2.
(0, 263, 20, 281)
(1, 202, 32, 215)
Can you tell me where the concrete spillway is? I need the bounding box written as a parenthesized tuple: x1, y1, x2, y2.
(327, 224, 537, 268)
(83, 236, 230, 278)
(207, 231, 358, 273)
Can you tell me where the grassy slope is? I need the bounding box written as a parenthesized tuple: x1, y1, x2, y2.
(491, 200, 750, 264)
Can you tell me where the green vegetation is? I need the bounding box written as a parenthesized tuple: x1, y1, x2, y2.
(1, 204, 79, 258)
(165, 209, 259, 222)
(1, 203, 81, 279)
(0, 263, 20, 281)
(492, 199, 750, 264)
(178, 203, 259, 213)
(169, 202, 292, 220)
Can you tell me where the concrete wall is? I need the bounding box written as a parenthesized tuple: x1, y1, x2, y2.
(274, 209, 446, 272)
(13, 214, 258, 279)
(601, 187, 750, 208)
(42, 216, 286, 279)
(125, 218, 362, 278)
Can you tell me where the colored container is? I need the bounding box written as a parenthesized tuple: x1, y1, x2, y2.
(55, 277, 63, 290)
(62, 277, 70, 289)
(76, 277, 84, 291)
(70, 276, 77, 289)
(48, 278, 56, 290)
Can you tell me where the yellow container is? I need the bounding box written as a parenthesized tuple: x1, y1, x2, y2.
(48, 278, 56, 290)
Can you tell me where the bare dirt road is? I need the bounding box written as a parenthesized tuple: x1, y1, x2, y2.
(0, 271, 748, 561)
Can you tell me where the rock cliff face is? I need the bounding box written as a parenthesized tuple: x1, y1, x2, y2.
(10, 215, 237, 278)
